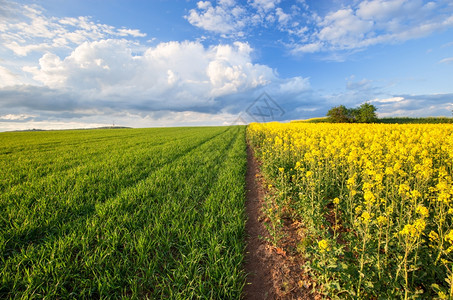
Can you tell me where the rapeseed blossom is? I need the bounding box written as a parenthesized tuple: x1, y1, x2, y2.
(247, 122, 453, 298)
(416, 205, 429, 218)
(318, 239, 330, 253)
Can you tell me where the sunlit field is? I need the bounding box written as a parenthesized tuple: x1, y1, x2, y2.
(248, 123, 453, 299)
(1, 126, 247, 298)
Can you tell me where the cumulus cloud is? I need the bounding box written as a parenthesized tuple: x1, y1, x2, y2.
(20, 40, 277, 110)
(1, 37, 312, 127)
(0, 2, 318, 130)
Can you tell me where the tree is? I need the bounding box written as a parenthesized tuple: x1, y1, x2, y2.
(355, 103, 377, 123)
(326, 103, 377, 123)
(327, 105, 353, 123)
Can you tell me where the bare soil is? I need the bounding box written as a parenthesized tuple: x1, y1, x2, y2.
(243, 145, 319, 300)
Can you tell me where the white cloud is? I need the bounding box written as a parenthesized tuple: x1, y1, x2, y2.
(282, 0, 453, 54)
(356, 0, 407, 20)
(0, 3, 146, 57)
(185, 0, 297, 36)
(4, 2, 316, 128)
(0, 120, 109, 131)
(23, 52, 67, 88)
(185, 1, 247, 35)
(0, 113, 35, 120)
(278, 76, 310, 93)
(318, 8, 373, 48)
(291, 42, 322, 54)
(250, 0, 281, 12)
(439, 57, 453, 64)
(275, 8, 291, 25)
(369, 94, 453, 117)
(0, 1, 316, 130)
(117, 28, 147, 37)
(0, 65, 22, 87)
(16, 40, 280, 112)
(185, 0, 453, 56)
(0, 33, 312, 130)
(0, 109, 247, 131)
(371, 96, 405, 103)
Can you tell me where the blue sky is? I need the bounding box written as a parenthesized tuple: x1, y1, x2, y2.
(0, 0, 452, 130)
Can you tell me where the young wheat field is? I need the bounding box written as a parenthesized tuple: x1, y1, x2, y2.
(1, 126, 247, 298)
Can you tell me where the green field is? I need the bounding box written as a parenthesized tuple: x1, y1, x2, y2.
(1, 126, 247, 298)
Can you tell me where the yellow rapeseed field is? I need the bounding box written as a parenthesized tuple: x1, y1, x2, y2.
(247, 122, 453, 299)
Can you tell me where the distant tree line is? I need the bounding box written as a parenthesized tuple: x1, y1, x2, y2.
(378, 117, 453, 124)
(327, 103, 377, 123)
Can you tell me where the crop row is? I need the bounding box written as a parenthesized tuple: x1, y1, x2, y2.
(1, 126, 246, 298)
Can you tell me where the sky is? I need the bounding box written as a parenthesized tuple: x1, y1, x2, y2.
(0, 0, 452, 131)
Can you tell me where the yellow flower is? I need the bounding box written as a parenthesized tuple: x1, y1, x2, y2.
(441, 258, 450, 265)
(410, 190, 422, 200)
(413, 219, 426, 232)
(363, 190, 376, 204)
(400, 224, 415, 237)
(247, 122, 453, 290)
(398, 183, 410, 196)
(360, 212, 371, 224)
(438, 291, 448, 299)
(279, 167, 285, 173)
(318, 239, 330, 253)
(355, 205, 362, 215)
(445, 230, 453, 244)
(438, 191, 451, 204)
(385, 167, 394, 175)
(376, 216, 387, 226)
(416, 205, 429, 218)
(400, 219, 425, 239)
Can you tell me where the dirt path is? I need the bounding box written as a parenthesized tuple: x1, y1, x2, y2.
(243, 145, 317, 300)
(243, 145, 273, 299)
